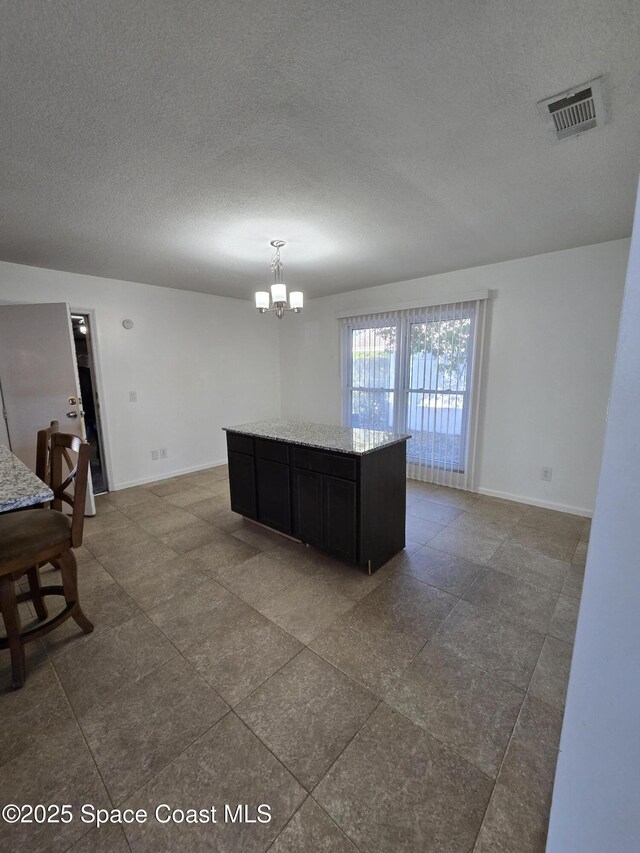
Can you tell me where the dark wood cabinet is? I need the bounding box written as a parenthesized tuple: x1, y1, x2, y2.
(257, 458, 291, 534)
(293, 468, 324, 549)
(225, 430, 407, 572)
(322, 475, 357, 562)
(228, 450, 257, 519)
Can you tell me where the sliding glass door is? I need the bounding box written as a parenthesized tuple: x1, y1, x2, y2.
(342, 301, 482, 487)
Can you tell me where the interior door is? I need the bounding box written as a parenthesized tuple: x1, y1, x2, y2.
(0, 302, 96, 514)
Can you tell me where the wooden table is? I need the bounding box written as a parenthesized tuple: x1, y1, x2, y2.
(0, 444, 53, 512)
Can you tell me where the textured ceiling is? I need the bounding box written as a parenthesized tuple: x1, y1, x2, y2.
(1, 0, 639, 299)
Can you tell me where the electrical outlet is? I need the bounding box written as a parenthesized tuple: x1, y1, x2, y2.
(129, 391, 138, 403)
(151, 450, 159, 461)
(159, 447, 168, 459)
(541, 467, 553, 481)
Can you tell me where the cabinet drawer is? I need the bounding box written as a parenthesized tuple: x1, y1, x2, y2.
(256, 438, 289, 464)
(292, 446, 357, 481)
(227, 432, 254, 456)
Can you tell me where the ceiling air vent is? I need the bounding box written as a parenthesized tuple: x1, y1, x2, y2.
(537, 77, 606, 141)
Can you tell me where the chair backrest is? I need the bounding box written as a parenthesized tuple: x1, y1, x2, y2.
(35, 420, 60, 483)
(49, 432, 90, 548)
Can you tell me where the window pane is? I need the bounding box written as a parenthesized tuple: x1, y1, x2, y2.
(351, 326, 396, 389)
(406, 316, 471, 472)
(350, 390, 394, 430)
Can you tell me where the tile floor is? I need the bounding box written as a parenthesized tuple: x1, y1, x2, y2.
(0, 468, 588, 852)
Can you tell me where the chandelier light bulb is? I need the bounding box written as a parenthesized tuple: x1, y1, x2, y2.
(255, 291, 270, 310)
(271, 283, 287, 305)
(289, 291, 303, 310)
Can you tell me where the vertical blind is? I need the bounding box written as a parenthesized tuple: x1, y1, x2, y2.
(341, 298, 487, 490)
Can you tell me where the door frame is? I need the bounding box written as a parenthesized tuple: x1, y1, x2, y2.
(70, 305, 115, 493)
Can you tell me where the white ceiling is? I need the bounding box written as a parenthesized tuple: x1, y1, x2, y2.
(1, 0, 639, 299)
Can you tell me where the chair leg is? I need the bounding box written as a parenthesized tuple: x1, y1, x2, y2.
(58, 550, 93, 634)
(27, 566, 48, 621)
(0, 575, 26, 689)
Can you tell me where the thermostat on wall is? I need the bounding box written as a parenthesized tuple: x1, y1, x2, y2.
(122, 319, 134, 329)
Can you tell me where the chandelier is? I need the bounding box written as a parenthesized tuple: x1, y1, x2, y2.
(255, 240, 303, 319)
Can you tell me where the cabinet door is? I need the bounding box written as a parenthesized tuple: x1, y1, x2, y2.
(293, 468, 324, 549)
(323, 475, 358, 563)
(228, 450, 257, 519)
(257, 459, 291, 534)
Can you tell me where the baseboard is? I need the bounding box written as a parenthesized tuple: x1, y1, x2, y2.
(110, 457, 228, 491)
(476, 487, 593, 518)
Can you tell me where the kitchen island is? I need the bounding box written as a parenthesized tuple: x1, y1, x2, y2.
(223, 420, 409, 573)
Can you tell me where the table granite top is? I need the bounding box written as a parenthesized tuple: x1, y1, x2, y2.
(223, 420, 410, 456)
(0, 444, 54, 512)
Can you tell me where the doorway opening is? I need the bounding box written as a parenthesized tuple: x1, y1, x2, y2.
(70, 314, 108, 493)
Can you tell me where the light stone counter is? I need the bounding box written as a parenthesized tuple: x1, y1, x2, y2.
(0, 444, 53, 512)
(223, 420, 410, 456)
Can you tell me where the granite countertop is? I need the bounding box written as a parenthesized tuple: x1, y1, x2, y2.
(223, 420, 410, 456)
(0, 444, 54, 512)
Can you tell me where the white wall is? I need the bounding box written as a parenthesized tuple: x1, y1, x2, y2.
(279, 239, 630, 515)
(546, 188, 640, 851)
(0, 261, 281, 489)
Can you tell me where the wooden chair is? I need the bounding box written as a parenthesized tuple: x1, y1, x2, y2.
(23, 420, 61, 620)
(0, 432, 93, 689)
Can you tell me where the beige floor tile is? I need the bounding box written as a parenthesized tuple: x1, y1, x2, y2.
(0, 662, 73, 769)
(472, 495, 527, 526)
(68, 824, 130, 852)
(407, 499, 464, 525)
(163, 485, 215, 507)
(529, 636, 573, 710)
(116, 555, 210, 612)
(79, 655, 228, 803)
(216, 552, 308, 607)
(509, 523, 579, 562)
(433, 599, 545, 690)
(572, 539, 589, 567)
(236, 650, 378, 790)
(386, 644, 524, 777)
(186, 534, 260, 577)
(270, 797, 359, 852)
(398, 545, 483, 596)
(182, 495, 228, 523)
(108, 486, 165, 509)
(549, 594, 580, 644)
(145, 477, 193, 497)
(519, 506, 587, 538)
(463, 569, 559, 634)
(122, 713, 305, 852)
(82, 509, 135, 539)
(184, 608, 303, 705)
(257, 575, 355, 645)
(488, 541, 569, 592)
(474, 784, 548, 853)
(309, 606, 425, 697)
(355, 574, 457, 640)
(305, 554, 397, 601)
(429, 525, 502, 564)
(83, 522, 152, 558)
(158, 518, 225, 554)
(201, 504, 246, 532)
(315, 704, 492, 853)
(147, 579, 248, 651)
(0, 719, 111, 852)
(137, 506, 204, 537)
(96, 537, 177, 579)
(38, 553, 114, 593)
(232, 520, 291, 551)
(404, 514, 445, 545)
(445, 511, 516, 542)
(119, 493, 169, 520)
(496, 694, 562, 816)
(42, 583, 141, 657)
(561, 564, 585, 600)
(54, 614, 177, 716)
